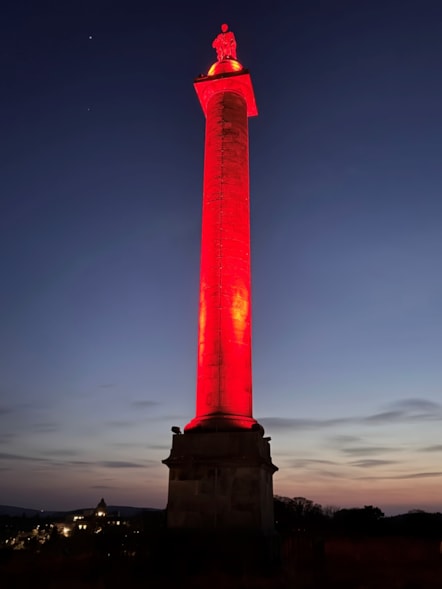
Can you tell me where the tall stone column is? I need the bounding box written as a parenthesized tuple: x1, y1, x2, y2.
(187, 76, 255, 431)
(163, 25, 277, 534)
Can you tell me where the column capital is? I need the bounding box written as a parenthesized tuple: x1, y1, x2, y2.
(194, 66, 258, 118)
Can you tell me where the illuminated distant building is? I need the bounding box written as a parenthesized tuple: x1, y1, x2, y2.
(95, 497, 107, 518)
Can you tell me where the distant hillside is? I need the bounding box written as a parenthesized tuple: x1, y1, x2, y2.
(107, 505, 162, 517)
(0, 505, 161, 517)
(0, 505, 47, 517)
(65, 505, 161, 517)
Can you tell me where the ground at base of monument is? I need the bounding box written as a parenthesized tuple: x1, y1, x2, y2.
(1, 533, 441, 588)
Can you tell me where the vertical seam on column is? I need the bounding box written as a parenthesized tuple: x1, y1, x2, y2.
(217, 92, 225, 415)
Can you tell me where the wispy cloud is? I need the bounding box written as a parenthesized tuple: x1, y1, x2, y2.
(392, 471, 442, 480)
(289, 458, 338, 468)
(90, 485, 115, 489)
(0, 451, 158, 471)
(342, 446, 400, 456)
(261, 417, 350, 431)
(64, 458, 157, 469)
(360, 471, 442, 480)
(41, 449, 81, 457)
(316, 470, 347, 479)
(329, 435, 361, 444)
(363, 411, 404, 424)
(261, 397, 442, 432)
(386, 399, 440, 412)
(98, 460, 151, 469)
(420, 445, 442, 452)
(350, 459, 398, 468)
(0, 452, 48, 462)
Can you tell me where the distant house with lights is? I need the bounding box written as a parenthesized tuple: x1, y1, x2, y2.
(94, 498, 107, 518)
(56, 498, 125, 537)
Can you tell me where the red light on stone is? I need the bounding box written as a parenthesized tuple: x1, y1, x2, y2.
(194, 63, 258, 118)
(163, 30, 277, 535)
(185, 65, 258, 432)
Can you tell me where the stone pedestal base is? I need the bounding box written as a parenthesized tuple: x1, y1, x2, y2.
(162, 430, 277, 533)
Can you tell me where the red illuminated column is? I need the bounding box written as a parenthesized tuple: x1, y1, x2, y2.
(185, 61, 259, 432)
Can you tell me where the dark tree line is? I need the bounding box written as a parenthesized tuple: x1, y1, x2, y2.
(274, 496, 442, 537)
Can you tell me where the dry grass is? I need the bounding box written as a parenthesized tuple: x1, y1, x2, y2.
(1, 535, 441, 588)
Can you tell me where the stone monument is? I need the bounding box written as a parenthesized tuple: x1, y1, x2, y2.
(163, 25, 277, 534)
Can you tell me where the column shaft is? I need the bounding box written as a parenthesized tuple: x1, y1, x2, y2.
(195, 91, 253, 425)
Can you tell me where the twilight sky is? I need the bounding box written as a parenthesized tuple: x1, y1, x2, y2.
(1, 0, 442, 514)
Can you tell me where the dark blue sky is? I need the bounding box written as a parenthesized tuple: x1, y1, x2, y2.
(1, 0, 442, 512)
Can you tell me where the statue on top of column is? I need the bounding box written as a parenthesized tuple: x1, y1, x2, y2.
(212, 24, 237, 61)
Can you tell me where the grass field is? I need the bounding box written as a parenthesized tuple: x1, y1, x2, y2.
(1, 533, 441, 588)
